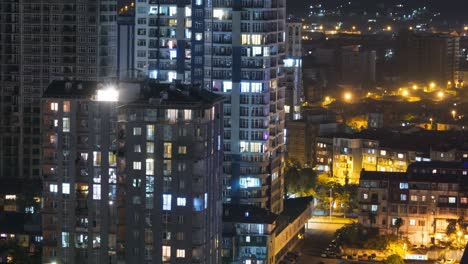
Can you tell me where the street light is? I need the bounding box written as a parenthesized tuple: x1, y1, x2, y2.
(430, 82, 436, 89)
(412, 85, 418, 90)
(437, 91, 444, 99)
(402, 90, 409, 97)
(343, 92, 352, 101)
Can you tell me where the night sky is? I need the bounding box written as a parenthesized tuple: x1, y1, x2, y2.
(288, 0, 468, 20)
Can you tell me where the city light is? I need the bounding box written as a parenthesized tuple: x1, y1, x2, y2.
(412, 85, 418, 90)
(343, 92, 352, 101)
(430, 82, 436, 89)
(96, 86, 119, 102)
(437, 91, 444, 99)
(452, 110, 457, 119)
(402, 90, 409, 97)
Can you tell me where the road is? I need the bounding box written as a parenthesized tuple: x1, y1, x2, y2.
(294, 220, 348, 264)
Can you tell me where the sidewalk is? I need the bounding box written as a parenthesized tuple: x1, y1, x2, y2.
(308, 216, 357, 224)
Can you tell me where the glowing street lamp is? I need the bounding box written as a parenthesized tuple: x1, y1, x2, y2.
(402, 90, 409, 97)
(437, 91, 444, 99)
(430, 82, 436, 89)
(412, 85, 418, 90)
(343, 92, 352, 101)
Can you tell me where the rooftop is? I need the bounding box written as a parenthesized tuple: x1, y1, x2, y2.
(222, 204, 278, 224)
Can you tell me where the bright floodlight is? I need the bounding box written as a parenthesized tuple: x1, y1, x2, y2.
(97, 86, 119, 102)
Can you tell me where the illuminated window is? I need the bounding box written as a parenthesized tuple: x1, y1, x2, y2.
(134, 145, 141, 152)
(164, 143, 172, 158)
(146, 125, 154, 140)
(133, 127, 142, 136)
(223, 81, 232, 93)
(246, 236, 250, 243)
(183, 110, 192, 120)
(163, 194, 172, 210)
(63, 101, 70, 112)
(252, 46, 262, 56)
(380, 150, 386, 156)
(93, 184, 101, 200)
(167, 109, 177, 122)
(147, 142, 154, 153)
(371, 205, 378, 212)
(239, 177, 261, 188)
(62, 183, 70, 194)
(399, 182, 408, 189)
(5, 195, 16, 200)
(62, 232, 69, 248)
(410, 195, 418, 202)
(251, 34, 262, 45)
(62, 117, 70, 132)
(241, 82, 250, 93)
(449, 197, 456, 204)
(109, 152, 116, 167)
(162, 246, 171, 261)
(50, 102, 58, 111)
(178, 146, 187, 154)
(49, 184, 58, 193)
(146, 176, 154, 193)
(133, 161, 142, 170)
(409, 219, 416, 226)
(400, 194, 407, 201)
(397, 153, 404, 159)
(250, 142, 262, 153)
(146, 159, 154, 175)
(177, 197, 186, 206)
(461, 197, 468, 204)
(251, 83, 262, 93)
(93, 151, 101, 166)
(362, 193, 368, 200)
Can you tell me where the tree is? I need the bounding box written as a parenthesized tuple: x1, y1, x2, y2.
(284, 159, 317, 198)
(385, 254, 404, 264)
(393, 218, 403, 238)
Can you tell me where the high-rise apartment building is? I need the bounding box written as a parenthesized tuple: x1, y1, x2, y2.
(41, 80, 223, 264)
(41, 81, 122, 264)
(0, 0, 117, 179)
(120, 0, 287, 214)
(397, 30, 460, 86)
(130, 0, 194, 83)
(117, 81, 223, 263)
(205, 0, 287, 216)
(284, 22, 303, 121)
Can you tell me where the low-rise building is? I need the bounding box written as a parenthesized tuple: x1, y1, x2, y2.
(358, 162, 468, 245)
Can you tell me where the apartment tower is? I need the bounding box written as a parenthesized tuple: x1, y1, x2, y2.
(0, 0, 117, 179)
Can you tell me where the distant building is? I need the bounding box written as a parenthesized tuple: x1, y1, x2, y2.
(286, 121, 319, 167)
(0, 0, 117, 180)
(284, 22, 303, 120)
(358, 162, 468, 245)
(396, 30, 460, 86)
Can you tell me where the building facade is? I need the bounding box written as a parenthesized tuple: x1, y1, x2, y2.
(41, 80, 223, 263)
(205, 0, 287, 216)
(116, 81, 224, 263)
(41, 81, 121, 264)
(0, 0, 117, 179)
(397, 30, 460, 86)
(359, 162, 468, 245)
(284, 22, 303, 121)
